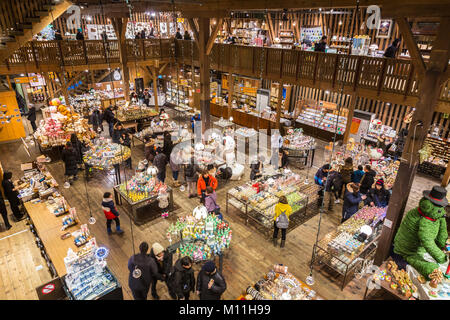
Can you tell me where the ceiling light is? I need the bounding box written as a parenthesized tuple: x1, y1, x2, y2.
(330, 9, 334, 13)
(151, 12, 156, 17)
(325, 90, 330, 95)
(293, 22, 296, 26)
(339, 21, 342, 25)
(319, 8, 322, 11)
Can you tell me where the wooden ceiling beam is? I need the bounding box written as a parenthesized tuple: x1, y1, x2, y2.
(187, 18, 199, 43)
(206, 18, 223, 55)
(396, 17, 426, 77)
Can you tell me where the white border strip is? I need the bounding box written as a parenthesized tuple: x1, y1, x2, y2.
(0, 229, 28, 241)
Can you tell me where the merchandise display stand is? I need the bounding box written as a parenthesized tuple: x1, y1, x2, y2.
(113, 185, 174, 225)
(226, 172, 319, 238)
(311, 206, 387, 290)
(239, 265, 324, 300)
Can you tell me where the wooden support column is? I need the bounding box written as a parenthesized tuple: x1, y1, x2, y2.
(198, 17, 211, 134)
(374, 17, 450, 265)
(442, 162, 450, 187)
(396, 17, 426, 77)
(227, 73, 234, 119)
(275, 82, 283, 129)
(43, 72, 54, 100)
(152, 66, 159, 112)
(90, 71, 95, 88)
(343, 94, 358, 143)
(111, 17, 130, 101)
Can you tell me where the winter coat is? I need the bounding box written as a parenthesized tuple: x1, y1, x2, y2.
(273, 202, 292, 222)
(149, 248, 173, 281)
(101, 198, 120, 220)
(2, 179, 19, 205)
(339, 164, 353, 184)
(314, 41, 326, 52)
(342, 185, 362, 221)
(153, 153, 167, 173)
(367, 187, 391, 208)
(61, 147, 78, 176)
(185, 161, 199, 182)
(359, 169, 377, 194)
(89, 111, 102, 127)
(168, 258, 195, 299)
(26, 106, 36, 122)
(169, 152, 181, 172)
(280, 152, 289, 168)
(250, 162, 261, 181)
(314, 165, 329, 186)
(196, 270, 226, 300)
(103, 108, 115, 124)
(326, 171, 343, 193)
(76, 32, 84, 40)
(112, 128, 126, 144)
(0, 192, 7, 215)
(351, 170, 365, 183)
(197, 174, 218, 196)
(128, 253, 153, 292)
(175, 32, 183, 39)
(205, 192, 220, 213)
(163, 137, 173, 159)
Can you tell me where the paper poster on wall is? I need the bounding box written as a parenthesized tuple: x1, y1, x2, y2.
(160, 22, 167, 35)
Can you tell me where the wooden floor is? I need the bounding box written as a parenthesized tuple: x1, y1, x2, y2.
(0, 110, 441, 300)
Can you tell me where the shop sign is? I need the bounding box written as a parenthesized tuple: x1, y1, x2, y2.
(41, 284, 55, 295)
(14, 76, 38, 84)
(177, 18, 185, 23)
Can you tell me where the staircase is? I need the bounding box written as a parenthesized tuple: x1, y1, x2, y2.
(0, 0, 72, 63)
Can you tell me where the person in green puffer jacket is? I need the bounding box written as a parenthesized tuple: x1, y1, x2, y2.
(393, 186, 448, 280)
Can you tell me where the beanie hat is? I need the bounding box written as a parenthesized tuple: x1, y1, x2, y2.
(152, 242, 164, 256)
(202, 261, 216, 273)
(376, 179, 384, 186)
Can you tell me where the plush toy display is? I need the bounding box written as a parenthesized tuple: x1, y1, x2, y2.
(393, 186, 448, 280)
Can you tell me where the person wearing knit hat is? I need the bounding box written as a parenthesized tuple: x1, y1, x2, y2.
(149, 242, 174, 300)
(366, 178, 391, 208)
(196, 261, 227, 300)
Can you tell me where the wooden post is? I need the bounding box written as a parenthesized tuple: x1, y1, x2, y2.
(43, 72, 54, 100)
(198, 17, 211, 134)
(343, 94, 357, 143)
(111, 17, 130, 101)
(374, 17, 450, 265)
(152, 66, 159, 112)
(442, 162, 450, 187)
(227, 73, 234, 119)
(275, 82, 283, 129)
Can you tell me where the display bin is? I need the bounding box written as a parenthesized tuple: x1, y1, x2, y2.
(113, 185, 174, 225)
(226, 174, 318, 238)
(282, 147, 315, 169)
(418, 161, 446, 179)
(62, 266, 123, 300)
(310, 214, 385, 290)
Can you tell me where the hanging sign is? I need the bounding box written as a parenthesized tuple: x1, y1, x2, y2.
(177, 18, 185, 23)
(14, 76, 38, 84)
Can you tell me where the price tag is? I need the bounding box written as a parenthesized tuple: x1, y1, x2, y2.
(383, 218, 393, 229)
(103, 151, 115, 158)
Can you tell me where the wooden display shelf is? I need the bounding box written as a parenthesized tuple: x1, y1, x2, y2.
(25, 201, 79, 277)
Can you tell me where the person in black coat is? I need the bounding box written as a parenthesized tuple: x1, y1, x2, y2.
(75, 29, 84, 40)
(163, 131, 173, 160)
(128, 242, 153, 300)
(183, 31, 191, 40)
(278, 149, 289, 169)
(25, 104, 37, 132)
(384, 38, 400, 58)
(359, 164, 377, 195)
(324, 170, 343, 210)
(175, 28, 183, 39)
(70, 133, 83, 166)
(342, 183, 366, 223)
(54, 29, 63, 40)
(366, 179, 391, 208)
(0, 191, 12, 230)
(2, 171, 24, 221)
(196, 261, 226, 300)
(250, 156, 264, 181)
(89, 109, 103, 133)
(61, 142, 79, 182)
(314, 36, 327, 52)
(168, 256, 195, 300)
(103, 105, 116, 137)
(149, 243, 175, 300)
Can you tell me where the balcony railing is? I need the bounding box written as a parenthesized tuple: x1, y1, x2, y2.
(1, 39, 448, 103)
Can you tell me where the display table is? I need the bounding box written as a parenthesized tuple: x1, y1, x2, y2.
(113, 185, 174, 225)
(294, 120, 344, 142)
(311, 206, 387, 290)
(239, 265, 324, 300)
(226, 172, 319, 237)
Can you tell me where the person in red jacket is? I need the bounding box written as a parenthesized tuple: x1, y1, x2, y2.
(197, 169, 218, 200)
(101, 192, 124, 235)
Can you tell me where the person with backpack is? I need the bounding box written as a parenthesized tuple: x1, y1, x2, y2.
(272, 196, 292, 248)
(339, 157, 353, 198)
(205, 186, 222, 220)
(250, 156, 263, 181)
(149, 242, 175, 300)
(153, 147, 168, 183)
(185, 155, 199, 198)
(128, 242, 153, 300)
(342, 183, 366, 223)
(197, 169, 218, 200)
(168, 256, 195, 300)
(101, 192, 124, 235)
(196, 261, 226, 300)
(359, 164, 377, 195)
(61, 142, 79, 184)
(351, 165, 365, 184)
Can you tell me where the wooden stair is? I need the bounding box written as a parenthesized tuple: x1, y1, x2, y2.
(0, 0, 72, 63)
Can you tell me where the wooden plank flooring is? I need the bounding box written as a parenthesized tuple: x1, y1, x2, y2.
(0, 110, 439, 300)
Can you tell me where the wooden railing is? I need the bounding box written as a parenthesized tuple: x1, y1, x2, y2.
(1, 39, 448, 104)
